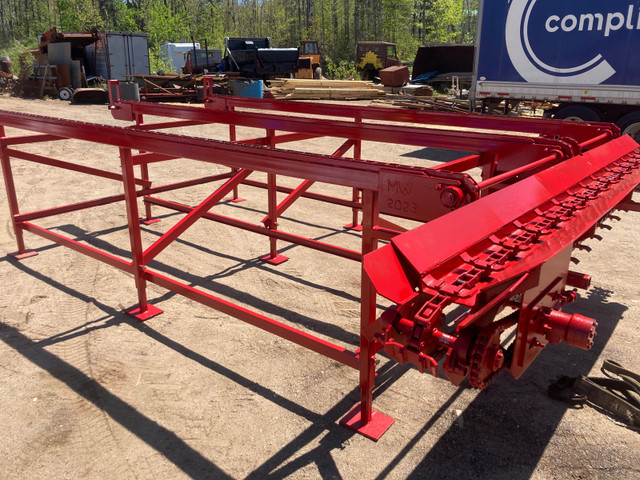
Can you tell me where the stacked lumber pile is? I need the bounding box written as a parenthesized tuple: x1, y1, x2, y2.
(374, 94, 471, 114)
(267, 78, 386, 100)
(400, 84, 434, 97)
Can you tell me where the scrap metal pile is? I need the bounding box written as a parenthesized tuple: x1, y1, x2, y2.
(0, 56, 16, 94)
(1, 79, 638, 440)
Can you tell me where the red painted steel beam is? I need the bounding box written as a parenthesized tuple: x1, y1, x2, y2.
(0, 110, 467, 191)
(198, 87, 617, 149)
(142, 169, 252, 264)
(15, 193, 128, 222)
(13, 172, 236, 223)
(0, 133, 64, 146)
(145, 269, 359, 369)
(0, 127, 31, 257)
(234, 132, 319, 147)
(6, 148, 150, 186)
(134, 120, 204, 131)
(243, 179, 360, 209)
(142, 172, 235, 196)
(431, 154, 482, 172)
(22, 222, 135, 274)
(477, 152, 560, 190)
(135, 119, 319, 148)
(119, 147, 153, 317)
(108, 98, 568, 161)
(259, 139, 356, 225)
(145, 196, 363, 261)
(131, 152, 180, 165)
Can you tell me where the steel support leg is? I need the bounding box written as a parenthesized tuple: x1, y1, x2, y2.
(344, 189, 362, 231)
(0, 126, 37, 259)
(261, 129, 287, 265)
(134, 113, 159, 224)
(350, 118, 363, 231)
(139, 162, 160, 224)
(227, 106, 246, 203)
(120, 147, 162, 321)
(340, 189, 394, 440)
(344, 131, 362, 232)
(261, 172, 289, 265)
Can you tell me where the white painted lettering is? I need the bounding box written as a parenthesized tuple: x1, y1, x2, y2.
(579, 14, 595, 31)
(605, 12, 625, 36)
(561, 15, 578, 32)
(593, 13, 604, 30)
(544, 9, 640, 36)
(546, 15, 560, 33)
(626, 5, 635, 29)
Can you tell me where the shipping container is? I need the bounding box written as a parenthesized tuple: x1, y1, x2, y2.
(86, 32, 150, 80)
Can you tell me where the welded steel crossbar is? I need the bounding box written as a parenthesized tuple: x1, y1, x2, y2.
(1, 85, 639, 440)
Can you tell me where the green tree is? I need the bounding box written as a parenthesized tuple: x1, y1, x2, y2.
(1, 0, 478, 77)
(56, 0, 103, 31)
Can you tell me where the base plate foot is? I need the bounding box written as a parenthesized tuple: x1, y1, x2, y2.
(126, 304, 163, 321)
(259, 253, 289, 265)
(339, 404, 395, 441)
(227, 197, 246, 203)
(344, 223, 363, 231)
(8, 249, 38, 260)
(140, 218, 161, 225)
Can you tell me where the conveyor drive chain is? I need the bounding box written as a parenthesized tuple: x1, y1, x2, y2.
(381, 150, 640, 387)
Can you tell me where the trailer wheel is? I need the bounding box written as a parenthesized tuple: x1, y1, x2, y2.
(58, 87, 73, 101)
(313, 67, 322, 80)
(617, 111, 640, 143)
(553, 105, 602, 122)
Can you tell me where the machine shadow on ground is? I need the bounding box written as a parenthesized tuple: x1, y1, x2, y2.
(53, 214, 373, 348)
(2, 251, 408, 478)
(0, 255, 234, 478)
(397, 287, 627, 479)
(401, 147, 475, 163)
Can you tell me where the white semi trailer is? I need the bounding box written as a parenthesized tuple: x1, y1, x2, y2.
(472, 0, 640, 141)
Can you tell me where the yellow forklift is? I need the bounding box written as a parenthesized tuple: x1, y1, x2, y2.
(295, 40, 322, 79)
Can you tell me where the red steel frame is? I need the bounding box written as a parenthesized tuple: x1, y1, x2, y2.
(1, 82, 639, 441)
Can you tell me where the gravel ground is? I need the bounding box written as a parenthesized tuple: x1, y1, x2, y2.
(0, 96, 638, 480)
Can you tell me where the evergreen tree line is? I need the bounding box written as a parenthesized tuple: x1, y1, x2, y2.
(0, 0, 478, 73)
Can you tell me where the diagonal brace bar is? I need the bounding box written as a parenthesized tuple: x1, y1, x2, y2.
(143, 168, 252, 264)
(260, 139, 356, 225)
(261, 179, 314, 226)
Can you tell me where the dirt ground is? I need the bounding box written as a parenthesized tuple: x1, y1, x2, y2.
(0, 95, 638, 480)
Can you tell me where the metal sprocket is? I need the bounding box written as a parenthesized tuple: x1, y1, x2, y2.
(468, 314, 518, 389)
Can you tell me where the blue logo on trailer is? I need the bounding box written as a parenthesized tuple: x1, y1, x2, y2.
(477, 0, 640, 85)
